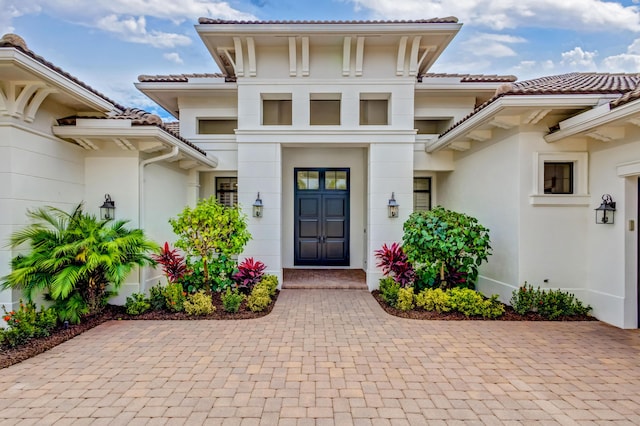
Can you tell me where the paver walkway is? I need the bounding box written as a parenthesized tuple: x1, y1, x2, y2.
(1, 289, 640, 425)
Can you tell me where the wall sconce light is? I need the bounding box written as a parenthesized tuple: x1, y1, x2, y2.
(595, 194, 616, 224)
(100, 194, 115, 220)
(388, 192, 399, 218)
(253, 192, 263, 218)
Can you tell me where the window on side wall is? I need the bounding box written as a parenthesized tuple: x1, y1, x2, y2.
(413, 177, 432, 211)
(530, 152, 589, 206)
(216, 177, 237, 207)
(544, 162, 573, 194)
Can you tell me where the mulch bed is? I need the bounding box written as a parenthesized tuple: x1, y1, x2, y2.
(371, 290, 597, 321)
(0, 291, 278, 370)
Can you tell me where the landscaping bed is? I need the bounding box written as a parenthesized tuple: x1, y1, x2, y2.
(0, 291, 278, 370)
(372, 290, 596, 321)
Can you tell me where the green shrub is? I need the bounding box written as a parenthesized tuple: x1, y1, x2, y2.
(510, 283, 592, 319)
(221, 287, 245, 313)
(247, 285, 271, 312)
(379, 277, 400, 307)
(415, 288, 452, 313)
(396, 287, 415, 311)
(148, 282, 185, 312)
(259, 274, 279, 297)
(402, 207, 491, 290)
(125, 293, 151, 315)
(184, 291, 214, 316)
(1, 300, 58, 348)
(149, 283, 167, 311)
(447, 288, 504, 318)
(170, 196, 251, 284)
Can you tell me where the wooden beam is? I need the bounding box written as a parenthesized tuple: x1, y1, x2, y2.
(466, 129, 492, 142)
(289, 37, 297, 77)
(408, 36, 422, 76)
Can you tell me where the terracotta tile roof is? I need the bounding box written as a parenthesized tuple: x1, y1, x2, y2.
(163, 121, 180, 135)
(0, 33, 126, 111)
(440, 72, 640, 137)
(610, 84, 640, 108)
(198, 17, 459, 25)
(420, 73, 517, 83)
(57, 109, 206, 156)
(137, 73, 235, 83)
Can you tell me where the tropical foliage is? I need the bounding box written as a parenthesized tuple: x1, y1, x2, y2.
(233, 257, 266, 293)
(374, 242, 414, 287)
(402, 207, 491, 290)
(169, 197, 250, 284)
(152, 242, 188, 284)
(1, 204, 157, 323)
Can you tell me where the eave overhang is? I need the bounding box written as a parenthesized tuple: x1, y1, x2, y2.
(134, 81, 238, 119)
(545, 98, 640, 143)
(426, 95, 610, 153)
(0, 48, 118, 113)
(52, 122, 218, 169)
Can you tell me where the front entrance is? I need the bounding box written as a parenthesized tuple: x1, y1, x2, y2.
(294, 168, 349, 266)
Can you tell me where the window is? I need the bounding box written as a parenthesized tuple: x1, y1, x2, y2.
(544, 162, 573, 194)
(197, 119, 238, 135)
(262, 94, 292, 125)
(216, 177, 237, 207)
(530, 152, 589, 206)
(413, 177, 432, 211)
(360, 94, 389, 125)
(296, 170, 320, 190)
(310, 95, 341, 125)
(325, 171, 348, 190)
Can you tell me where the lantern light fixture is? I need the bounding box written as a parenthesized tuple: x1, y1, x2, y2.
(388, 192, 399, 218)
(253, 192, 264, 218)
(100, 194, 115, 220)
(594, 194, 616, 224)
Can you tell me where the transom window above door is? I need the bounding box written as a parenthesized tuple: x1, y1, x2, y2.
(296, 169, 349, 191)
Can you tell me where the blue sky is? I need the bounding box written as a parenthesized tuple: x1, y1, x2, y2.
(3, 0, 640, 119)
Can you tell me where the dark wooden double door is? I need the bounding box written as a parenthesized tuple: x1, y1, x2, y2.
(294, 168, 349, 266)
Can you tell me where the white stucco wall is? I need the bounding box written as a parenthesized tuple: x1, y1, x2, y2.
(0, 124, 85, 312)
(588, 137, 640, 328)
(436, 130, 520, 302)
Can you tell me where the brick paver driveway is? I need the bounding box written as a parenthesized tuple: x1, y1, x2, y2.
(2, 289, 640, 425)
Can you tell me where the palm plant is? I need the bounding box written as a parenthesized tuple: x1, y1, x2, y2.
(2, 204, 158, 322)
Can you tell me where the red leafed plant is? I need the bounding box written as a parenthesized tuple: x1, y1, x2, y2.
(152, 242, 189, 284)
(232, 257, 266, 293)
(374, 242, 415, 287)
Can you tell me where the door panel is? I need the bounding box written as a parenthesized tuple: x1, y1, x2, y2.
(294, 168, 349, 266)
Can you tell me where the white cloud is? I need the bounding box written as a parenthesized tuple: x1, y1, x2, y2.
(463, 33, 526, 58)
(163, 52, 184, 64)
(560, 47, 598, 69)
(601, 37, 640, 72)
(348, 0, 640, 32)
(0, 0, 256, 47)
(95, 15, 191, 48)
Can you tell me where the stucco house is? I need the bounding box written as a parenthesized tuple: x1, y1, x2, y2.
(1, 18, 639, 328)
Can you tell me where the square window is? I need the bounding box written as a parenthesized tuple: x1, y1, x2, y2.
(296, 171, 319, 190)
(216, 177, 237, 207)
(544, 162, 573, 194)
(360, 97, 389, 125)
(310, 99, 341, 125)
(262, 98, 292, 125)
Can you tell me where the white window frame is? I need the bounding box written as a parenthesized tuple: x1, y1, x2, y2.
(530, 152, 590, 206)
